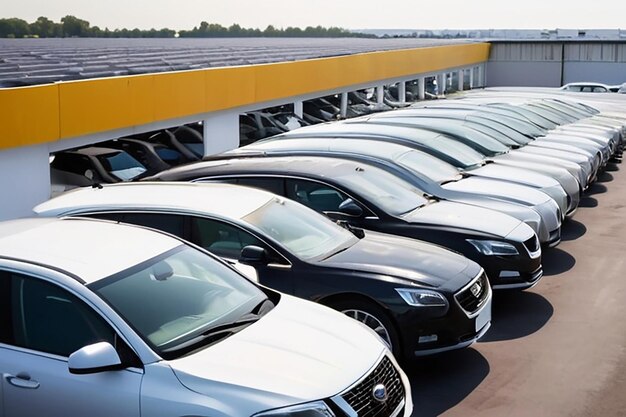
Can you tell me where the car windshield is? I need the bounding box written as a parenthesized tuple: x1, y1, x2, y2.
(243, 197, 357, 260)
(416, 134, 485, 169)
(466, 116, 532, 145)
(491, 104, 558, 129)
(395, 150, 463, 184)
(97, 151, 147, 181)
(334, 165, 430, 216)
(90, 246, 267, 359)
(522, 104, 572, 124)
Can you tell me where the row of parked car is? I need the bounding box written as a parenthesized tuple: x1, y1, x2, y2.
(3, 87, 624, 416)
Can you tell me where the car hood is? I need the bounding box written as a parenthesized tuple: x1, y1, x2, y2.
(169, 295, 386, 411)
(470, 163, 560, 188)
(404, 200, 523, 238)
(442, 176, 552, 205)
(320, 231, 479, 288)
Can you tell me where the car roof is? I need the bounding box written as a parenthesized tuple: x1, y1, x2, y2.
(156, 154, 398, 181)
(0, 217, 180, 284)
(67, 147, 125, 157)
(34, 182, 276, 221)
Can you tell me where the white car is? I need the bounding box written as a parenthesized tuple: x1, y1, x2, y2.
(0, 217, 412, 417)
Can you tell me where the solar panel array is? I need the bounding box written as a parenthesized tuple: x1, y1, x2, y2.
(0, 38, 473, 87)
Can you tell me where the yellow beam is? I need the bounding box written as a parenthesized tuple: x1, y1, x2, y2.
(0, 42, 490, 150)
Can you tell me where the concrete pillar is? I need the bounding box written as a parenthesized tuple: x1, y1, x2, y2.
(397, 81, 406, 103)
(340, 92, 349, 118)
(469, 67, 475, 89)
(293, 101, 303, 118)
(478, 64, 485, 87)
(0, 144, 51, 220)
(376, 85, 384, 105)
(418, 77, 426, 100)
(458, 69, 464, 91)
(438, 73, 446, 95)
(203, 111, 240, 157)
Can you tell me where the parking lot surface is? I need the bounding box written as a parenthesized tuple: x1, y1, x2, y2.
(408, 162, 626, 417)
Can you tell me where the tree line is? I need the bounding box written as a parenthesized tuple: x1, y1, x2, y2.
(0, 16, 374, 38)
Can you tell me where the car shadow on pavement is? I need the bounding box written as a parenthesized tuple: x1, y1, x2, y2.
(560, 219, 587, 241)
(596, 172, 614, 183)
(478, 291, 554, 342)
(604, 162, 620, 172)
(407, 348, 490, 417)
(578, 196, 598, 208)
(586, 183, 608, 195)
(541, 247, 576, 275)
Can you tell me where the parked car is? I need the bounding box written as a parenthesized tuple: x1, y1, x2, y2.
(146, 127, 204, 161)
(50, 147, 150, 195)
(101, 138, 188, 175)
(0, 217, 412, 416)
(560, 82, 613, 93)
(273, 123, 576, 218)
(147, 157, 544, 290)
(35, 182, 492, 359)
(217, 135, 562, 245)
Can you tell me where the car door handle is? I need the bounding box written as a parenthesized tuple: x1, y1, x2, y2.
(5, 372, 40, 389)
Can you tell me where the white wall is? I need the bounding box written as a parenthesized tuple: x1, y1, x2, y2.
(0, 144, 51, 221)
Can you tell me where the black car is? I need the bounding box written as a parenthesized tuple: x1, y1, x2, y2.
(148, 156, 544, 290)
(35, 182, 493, 361)
(102, 138, 189, 175)
(50, 146, 150, 189)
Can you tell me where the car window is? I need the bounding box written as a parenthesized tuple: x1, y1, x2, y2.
(51, 154, 93, 176)
(96, 151, 147, 181)
(190, 217, 267, 260)
(4, 272, 115, 357)
(236, 177, 285, 195)
(121, 213, 186, 237)
(285, 179, 349, 212)
(90, 246, 267, 359)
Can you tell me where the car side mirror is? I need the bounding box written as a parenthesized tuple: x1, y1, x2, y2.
(68, 342, 123, 375)
(239, 245, 268, 266)
(338, 198, 363, 217)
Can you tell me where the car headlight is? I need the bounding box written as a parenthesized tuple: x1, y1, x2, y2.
(254, 401, 335, 417)
(467, 239, 519, 256)
(395, 288, 448, 307)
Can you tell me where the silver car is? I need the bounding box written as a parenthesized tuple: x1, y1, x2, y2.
(0, 217, 411, 417)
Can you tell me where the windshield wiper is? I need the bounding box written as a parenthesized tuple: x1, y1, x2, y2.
(162, 314, 261, 354)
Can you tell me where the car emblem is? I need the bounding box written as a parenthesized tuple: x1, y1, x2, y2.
(470, 282, 482, 298)
(372, 383, 388, 402)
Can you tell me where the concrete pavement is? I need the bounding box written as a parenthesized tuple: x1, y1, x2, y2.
(408, 162, 626, 417)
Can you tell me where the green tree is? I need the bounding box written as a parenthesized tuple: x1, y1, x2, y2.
(0, 18, 30, 38)
(61, 15, 90, 37)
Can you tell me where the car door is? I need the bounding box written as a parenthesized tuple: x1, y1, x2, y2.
(188, 216, 295, 294)
(0, 270, 142, 417)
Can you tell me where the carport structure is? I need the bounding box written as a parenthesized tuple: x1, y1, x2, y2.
(0, 38, 490, 220)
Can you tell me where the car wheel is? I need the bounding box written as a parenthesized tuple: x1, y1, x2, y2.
(328, 299, 401, 358)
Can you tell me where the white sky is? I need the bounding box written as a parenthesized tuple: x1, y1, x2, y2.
(3, 0, 626, 31)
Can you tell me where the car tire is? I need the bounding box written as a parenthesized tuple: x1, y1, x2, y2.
(328, 298, 402, 359)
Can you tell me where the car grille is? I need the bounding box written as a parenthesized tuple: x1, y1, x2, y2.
(455, 271, 489, 315)
(524, 235, 540, 253)
(341, 356, 405, 417)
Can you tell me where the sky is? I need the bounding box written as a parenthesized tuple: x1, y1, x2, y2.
(3, 0, 626, 31)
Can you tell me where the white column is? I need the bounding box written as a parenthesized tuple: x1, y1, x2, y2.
(478, 64, 485, 87)
(340, 92, 349, 118)
(418, 77, 426, 100)
(439, 73, 446, 95)
(293, 101, 303, 118)
(0, 144, 51, 220)
(469, 67, 475, 89)
(398, 81, 406, 103)
(376, 85, 384, 105)
(203, 111, 240, 156)
(458, 69, 464, 91)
